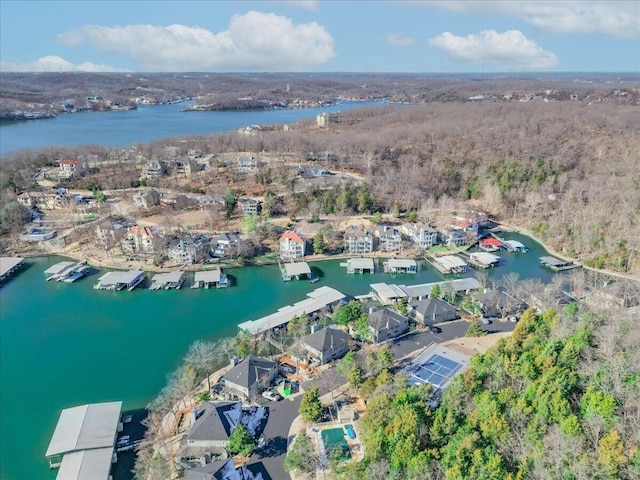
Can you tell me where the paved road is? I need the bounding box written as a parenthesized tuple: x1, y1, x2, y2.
(250, 394, 302, 480)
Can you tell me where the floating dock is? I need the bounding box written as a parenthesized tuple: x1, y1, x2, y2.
(343, 257, 375, 274)
(149, 271, 185, 290)
(45, 260, 89, 282)
(429, 255, 468, 274)
(467, 252, 501, 269)
(539, 256, 581, 272)
(383, 258, 418, 274)
(0, 257, 24, 283)
(94, 270, 145, 291)
(191, 269, 228, 289)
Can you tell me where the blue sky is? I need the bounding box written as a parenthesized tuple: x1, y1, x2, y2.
(1, 1, 638, 73)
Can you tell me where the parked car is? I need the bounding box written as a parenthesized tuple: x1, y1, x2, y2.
(429, 326, 442, 334)
(280, 364, 296, 374)
(480, 317, 491, 325)
(262, 389, 282, 401)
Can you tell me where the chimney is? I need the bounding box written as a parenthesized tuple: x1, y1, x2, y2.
(230, 356, 238, 367)
(190, 407, 198, 426)
(369, 306, 377, 314)
(310, 323, 318, 334)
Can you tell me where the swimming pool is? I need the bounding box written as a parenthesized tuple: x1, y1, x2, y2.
(321, 428, 351, 460)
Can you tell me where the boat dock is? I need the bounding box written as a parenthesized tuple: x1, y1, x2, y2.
(94, 270, 146, 291)
(149, 271, 185, 290)
(467, 252, 501, 269)
(383, 258, 418, 274)
(540, 256, 581, 272)
(191, 268, 228, 289)
(503, 239, 528, 253)
(343, 257, 375, 274)
(0, 257, 25, 283)
(45, 260, 89, 282)
(479, 238, 504, 252)
(62, 265, 90, 283)
(280, 260, 312, 281)
(428, 255, 468, 274)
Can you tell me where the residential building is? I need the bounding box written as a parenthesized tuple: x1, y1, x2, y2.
(141, 158, 167, 179)
(366, 307, 410, 343)
(237, 155, 258, 173)
(133, 189, 160, 209)
(472, 290, 528, 319)
(301, 326, 352, 365)
(374, 225, 403, 252)
(122, 226, 156, 253)
(402, 223, 438, 250)
(58, 159, 85, 179)
(238, 198, 259, 215)
(343, 225, 374, 254)
(184, 459, 266, 480)
(174, 158, 198, 176)
(412, 297, 459, 326)
(95, 220, 127, 250)
(279, 230, 306, 260)
(184, 401, 241, 450)
(316, 112, 338, 127)
(221, 355, 277, 400)
(210, 232, 239, 258)
(168, 235, 209, 264)
(16, 192, 39, 208)
(443, 228, 469, 247)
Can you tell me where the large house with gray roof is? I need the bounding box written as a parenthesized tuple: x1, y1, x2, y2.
(220, 355, 277, 400)
(184, 401, 240, 450)
(367, 308, 410, 343)
(301, 326, 352, 365)
(412, 297, 459, 326)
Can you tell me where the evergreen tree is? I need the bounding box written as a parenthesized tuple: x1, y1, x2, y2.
(227, 424, 256, 457)
(299, 386, 323, 422)
(224, 187, 236, 219)
(466, 321, 487, 337)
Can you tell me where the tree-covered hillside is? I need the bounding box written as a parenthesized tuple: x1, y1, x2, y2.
(337, 307, 639, 480)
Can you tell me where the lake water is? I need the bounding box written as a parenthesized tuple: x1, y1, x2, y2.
(0, 232, 559, 480)
(0, 100, 381, 154)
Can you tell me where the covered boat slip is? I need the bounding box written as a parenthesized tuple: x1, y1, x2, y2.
(237, 286, 346, 336)
(94, 270, 145, 291)
(46, 401, 122, 480)
(344, 257, 375, 274)
(467, 252, 501, 269)
(430, 255, 468, 274)
(280, 261, 312, 281)
(0, 256, 24, 282)
(44, 262, 75, 280)
(149, 271, 184, 290)
(44, 260, 89, 282)
(192, 269, 228, 288)
(383, 258, 418, 274)
(540, 256, 581, 272)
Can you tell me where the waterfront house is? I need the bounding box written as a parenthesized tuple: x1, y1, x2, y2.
(237, 155, 259, 173)
(412, 297, 459, 326)
(301, 326, 352, 365)
(472, 290, 528, 320)
(343, 225, 374, 254)
(366, 307, 410, 343)
(59, 159, 85, 179)
(133, 189, 160, 209)
(279, 230, 306, 260)
(45, 401, 122, 477)
(95, 220, 127, 250)
(168, 235, 209, 264)
(443, 228, 469, 247)
(402, 223, 438, 250)
(122, 226, 156, 253)
(238, 198, 260, 215)
(220, 355, 277, 400)
(183, 401, 240, 450)
(374, 225, 403, 252)
(210, 232, 240, 258)
(141, 158, 167, 179)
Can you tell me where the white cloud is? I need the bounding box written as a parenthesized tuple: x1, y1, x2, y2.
(434, 1, 640, 39)
(56, 11, 335, 71)
(385, 33, 414, 47)
(281, 0, 320, 11)
(429, 30, 559, 71)
(0, 55, 128, 72)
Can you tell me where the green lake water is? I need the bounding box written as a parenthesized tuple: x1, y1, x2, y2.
(0, 232, 557, 479)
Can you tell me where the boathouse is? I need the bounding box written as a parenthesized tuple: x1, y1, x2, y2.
(345, 257, 375, 274)
(149, 271, 184, 290)
(540, 256, 579, 272)
(370, 282, 408, 304)
(479, 238, 504, 252)
(468, 252, 501, 269)
(503, 240, 528, 252)
(280, 261, 312, 281)
(0, 257, 24, 282)
(431, 255, 468, 274)
(192, 269, 228, 288)
(237, 286, 346, 336)
(95, 270, 145, 291)
(44, 261, 76, 280)
(383, 258, 418, 274)
(45, 401, 122, 479)
(400, 278, 481, 301)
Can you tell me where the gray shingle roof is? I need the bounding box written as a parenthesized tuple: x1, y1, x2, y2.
(368, 308, 409, 331)
(413, 297, 457, 318)
(222, 355, 276, 390)
(302, 326, 352, 353)
(186, 402, 239, 442)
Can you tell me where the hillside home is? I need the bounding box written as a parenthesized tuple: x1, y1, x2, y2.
(238, 198, 259, 215)
(279, 230, 306, 260)
(58, 159, 85, 179)
(141, 158, 167, 179)
(168, 235, 209, 264)
(344, 225, 374, 254)
(374, 225, 403, 252)
(210, 232, 240, 258)
(237, 155, 258, 173)
(402, 223, 438, 250)
(133, 189, 160, 209)
(220, 355, 277, 400)
(412, 297, 459, 326)
(367, 307, 410, 343)
(122, 226, 156, 253)
(301, 326, 352, 365)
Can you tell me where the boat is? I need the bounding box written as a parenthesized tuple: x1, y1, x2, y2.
(61, 265, 90, 283)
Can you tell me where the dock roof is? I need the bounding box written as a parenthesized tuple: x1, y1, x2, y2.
(0, 257, 24, 277)
(151, 271, 184, 283)
(237, 286, 346, 335)
(386, 258, 417, 268)
(97, 270, 144, 286)
(469, 252, 501, 264)
(346, 258, 375, 270)
(46, 401, 122, 457)
(194, 270, 222, 283)
(370, 282, 408, 303)
(400, 278, 481, 299)
(503, 240, 525, 249)
(45, 261, 75, 275)
(434, 255, 467, 269)
(283, 262, 311, 276)
(55, 447, 114, 480)
(540, 256, 570, 267)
